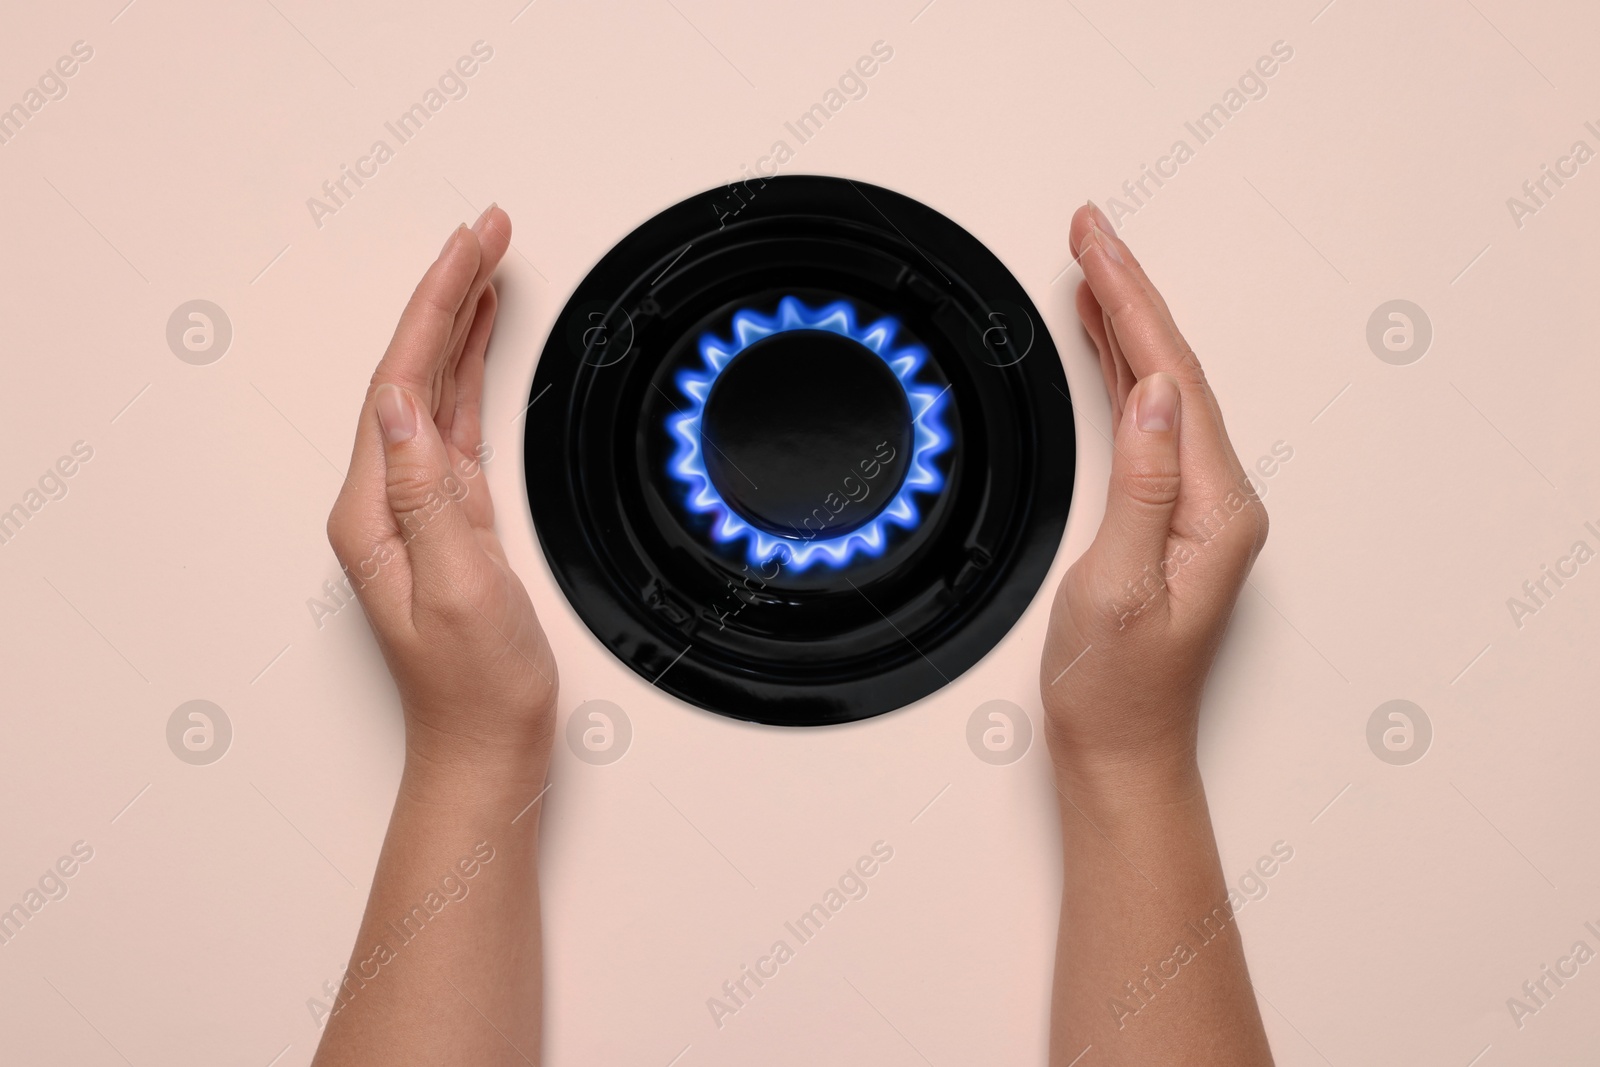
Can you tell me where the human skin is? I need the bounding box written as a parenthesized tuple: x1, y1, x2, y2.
(313, 205, 558, 1067)
(1041, 203, 1275, 1065)
(311, 200, 1274, 1066)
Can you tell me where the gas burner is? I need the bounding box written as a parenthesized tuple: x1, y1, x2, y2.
(525, 175, 1075, 726)
(667, 295, 951, 572)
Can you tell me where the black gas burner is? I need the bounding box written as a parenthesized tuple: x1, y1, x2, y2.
(525, 175, 1074, 726)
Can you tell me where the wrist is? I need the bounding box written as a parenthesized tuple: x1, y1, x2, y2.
(1042, 688, 1201, 789)
(1049, 740, 1204, 812)
(397, 752, 551, 841)
(402, 715, 554, 803)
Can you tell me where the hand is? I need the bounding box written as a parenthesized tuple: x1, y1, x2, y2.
(326, 206, 558, 785)
(1040, 203, 1267, 784)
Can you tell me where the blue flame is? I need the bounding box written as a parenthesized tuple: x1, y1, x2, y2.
(667, 296, 951, 572)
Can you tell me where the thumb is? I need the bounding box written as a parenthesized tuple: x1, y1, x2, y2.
(1090, 372, 1182, 606)
(374, 382, 479, 601)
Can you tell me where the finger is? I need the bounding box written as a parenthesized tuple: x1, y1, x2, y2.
(1081, 207, 1244, 466)
(1074, 203, 1186, 339)
(1074, 212, 1247, 493)
(1071, 214, 1140, 418)
(1087, 373, 1182, 616)
(374, 383, 484, 614)
(1075, 205, 1233, 435)
(1070, 205, 1147, 412)
(1074, 280, 1119, 419)
(450, 285, 499, 531)
(1071, 205, 1266, 572)
(1103, 305, 1135, 418)
(435, 205, 512, 423)
(1074, 214, 1197, 385)
(344, 226, 483, 505)
(451, 284, 497, 456)
(376, 227, 484, 398)
(330, 226, 485, 594)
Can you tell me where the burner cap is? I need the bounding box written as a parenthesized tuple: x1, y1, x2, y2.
(700, 328, 912, 539)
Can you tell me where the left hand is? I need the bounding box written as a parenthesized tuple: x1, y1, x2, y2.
(325, 206, 558, 785)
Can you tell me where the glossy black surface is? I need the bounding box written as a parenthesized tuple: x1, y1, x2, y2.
(700, 328, 913, 538)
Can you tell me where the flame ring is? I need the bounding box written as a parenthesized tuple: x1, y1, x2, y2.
(667, 296, 952, 572)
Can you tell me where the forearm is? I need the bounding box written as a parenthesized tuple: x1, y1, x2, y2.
(313, 748, 548, 1067)
(1049, 752, 1273, 1066)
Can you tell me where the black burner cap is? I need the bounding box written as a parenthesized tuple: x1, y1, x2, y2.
(700, 329, 913, 538)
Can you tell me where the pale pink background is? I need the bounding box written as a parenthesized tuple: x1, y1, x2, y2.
(2, 1, 1597, 1064)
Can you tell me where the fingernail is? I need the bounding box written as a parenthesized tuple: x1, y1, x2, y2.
(472, 203, 497, 235)
(1077, 221, 1101, 260)
(1137, 374, 1178, 432)
(440, 223, 465, 255)
(1087, 200, 1114, 234)
(1094, 220, 1125, 265)
(376, 384, 417, 444)
(1080, 220, 1125, 268)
